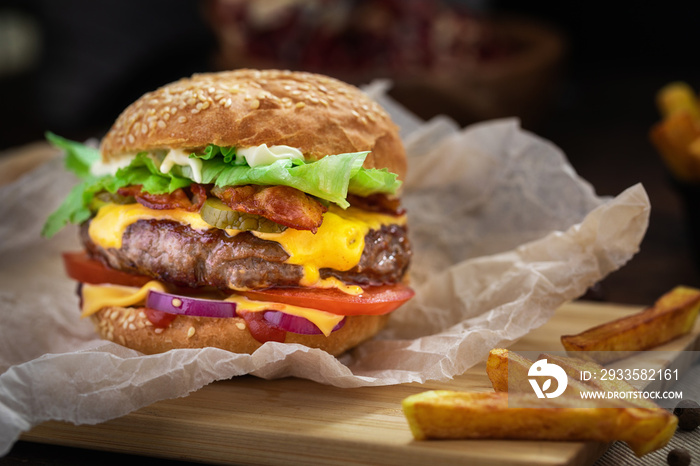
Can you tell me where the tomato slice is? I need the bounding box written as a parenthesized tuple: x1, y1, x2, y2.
(62, 251, 152, 287)
(241, 283, 415, 316)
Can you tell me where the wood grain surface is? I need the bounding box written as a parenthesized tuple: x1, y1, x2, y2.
(20, 300, 700, 466)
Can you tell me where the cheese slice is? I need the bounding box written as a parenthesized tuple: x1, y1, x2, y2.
(80, 281, 344, 336)
(81, 281, 166, 317)
(223, 294, 344, 336)
(89, 203, 213, 250)
(87, 202, 405, 291)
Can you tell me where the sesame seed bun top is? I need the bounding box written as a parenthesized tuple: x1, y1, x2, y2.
(100, 69, 406, 180)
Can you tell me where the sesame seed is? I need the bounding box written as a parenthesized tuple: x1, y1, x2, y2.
(154, 327, 164, 334)
(128, 323, 137, 331)
(236, 322, 246, 330)
(250, 99, 260, 109)
(187, 326, 196, 338)
(224, 98, 232, 108)
(118, 335, 126, 345)
(157, 120, 166, 128)
(295, 102, 306, 109)
(291, 90, 301, 96)
(201, 100, 210, 109)
(177, 116, 187, 123)
(127, 313, 136, 323)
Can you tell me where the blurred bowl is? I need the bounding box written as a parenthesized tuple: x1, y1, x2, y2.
(205, 1, 565, 127)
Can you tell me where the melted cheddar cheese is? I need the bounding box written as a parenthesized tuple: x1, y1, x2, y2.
(81, 281, 166, 317)
(80, 281, 344, 336)
(88, 202, 405, 290)
(89, 203, 213, 249)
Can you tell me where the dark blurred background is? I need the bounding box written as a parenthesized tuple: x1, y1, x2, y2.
(1, 0, 700, 305)
(2, 2, 700, 465)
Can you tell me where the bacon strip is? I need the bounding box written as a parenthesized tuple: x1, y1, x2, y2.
(118, 184, 207, 212)
(211, 185, 327, 232)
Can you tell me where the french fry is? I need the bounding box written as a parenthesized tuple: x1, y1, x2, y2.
(650, 82, 700, 180)
(561, 286, 700, 364)
(656, 81, 700, 119)
(539, 353, 660, 410)
(402, 390, 677, 456)
(489, 349, 666, 409)
(650, 113, 700, 181)
(486, 348, 593, 396)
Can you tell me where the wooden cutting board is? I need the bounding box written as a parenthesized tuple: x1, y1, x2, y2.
(20, 300, 700, 466)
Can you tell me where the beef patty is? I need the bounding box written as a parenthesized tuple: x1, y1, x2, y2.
(81, 219, 411, 290)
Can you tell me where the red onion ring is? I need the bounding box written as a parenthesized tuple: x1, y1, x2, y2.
(263, 310, 345, 335)
(145, 290, 345, 335)
(146, 290, 237, 318)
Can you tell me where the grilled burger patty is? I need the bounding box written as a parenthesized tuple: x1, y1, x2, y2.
(81, 219, 411, 290)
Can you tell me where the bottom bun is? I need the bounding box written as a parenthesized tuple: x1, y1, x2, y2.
(90, 306, 391, 356)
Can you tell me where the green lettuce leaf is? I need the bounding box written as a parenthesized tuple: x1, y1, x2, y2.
(45, 131, 100, 179)
(349, 167, 402, 197)
(42, 137, 402, 237)
(195, 151, 369, 208)
(41, 176, 112, 238)
(109, 153, 191, 194)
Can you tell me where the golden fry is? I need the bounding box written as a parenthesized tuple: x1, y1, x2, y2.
(486, 348, 593, 396)
(656, 81, 700, 120)
(402, 390, 677, 456)
(650, 82, 700, 180)
(561, 286, 700, 364)
(650, 113, 700, 181)
(538, 353, 660, 410)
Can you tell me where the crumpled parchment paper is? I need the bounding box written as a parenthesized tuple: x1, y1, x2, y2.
(0, 89, 650, 454)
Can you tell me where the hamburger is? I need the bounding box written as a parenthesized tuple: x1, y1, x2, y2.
(43, 69, 413, 356)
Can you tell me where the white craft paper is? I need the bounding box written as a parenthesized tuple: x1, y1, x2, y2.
(0, 93, 650, 454)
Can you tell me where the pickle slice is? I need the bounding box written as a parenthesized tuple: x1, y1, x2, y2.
(200, 198, 287, 233)
(89, 191, 136, 211)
